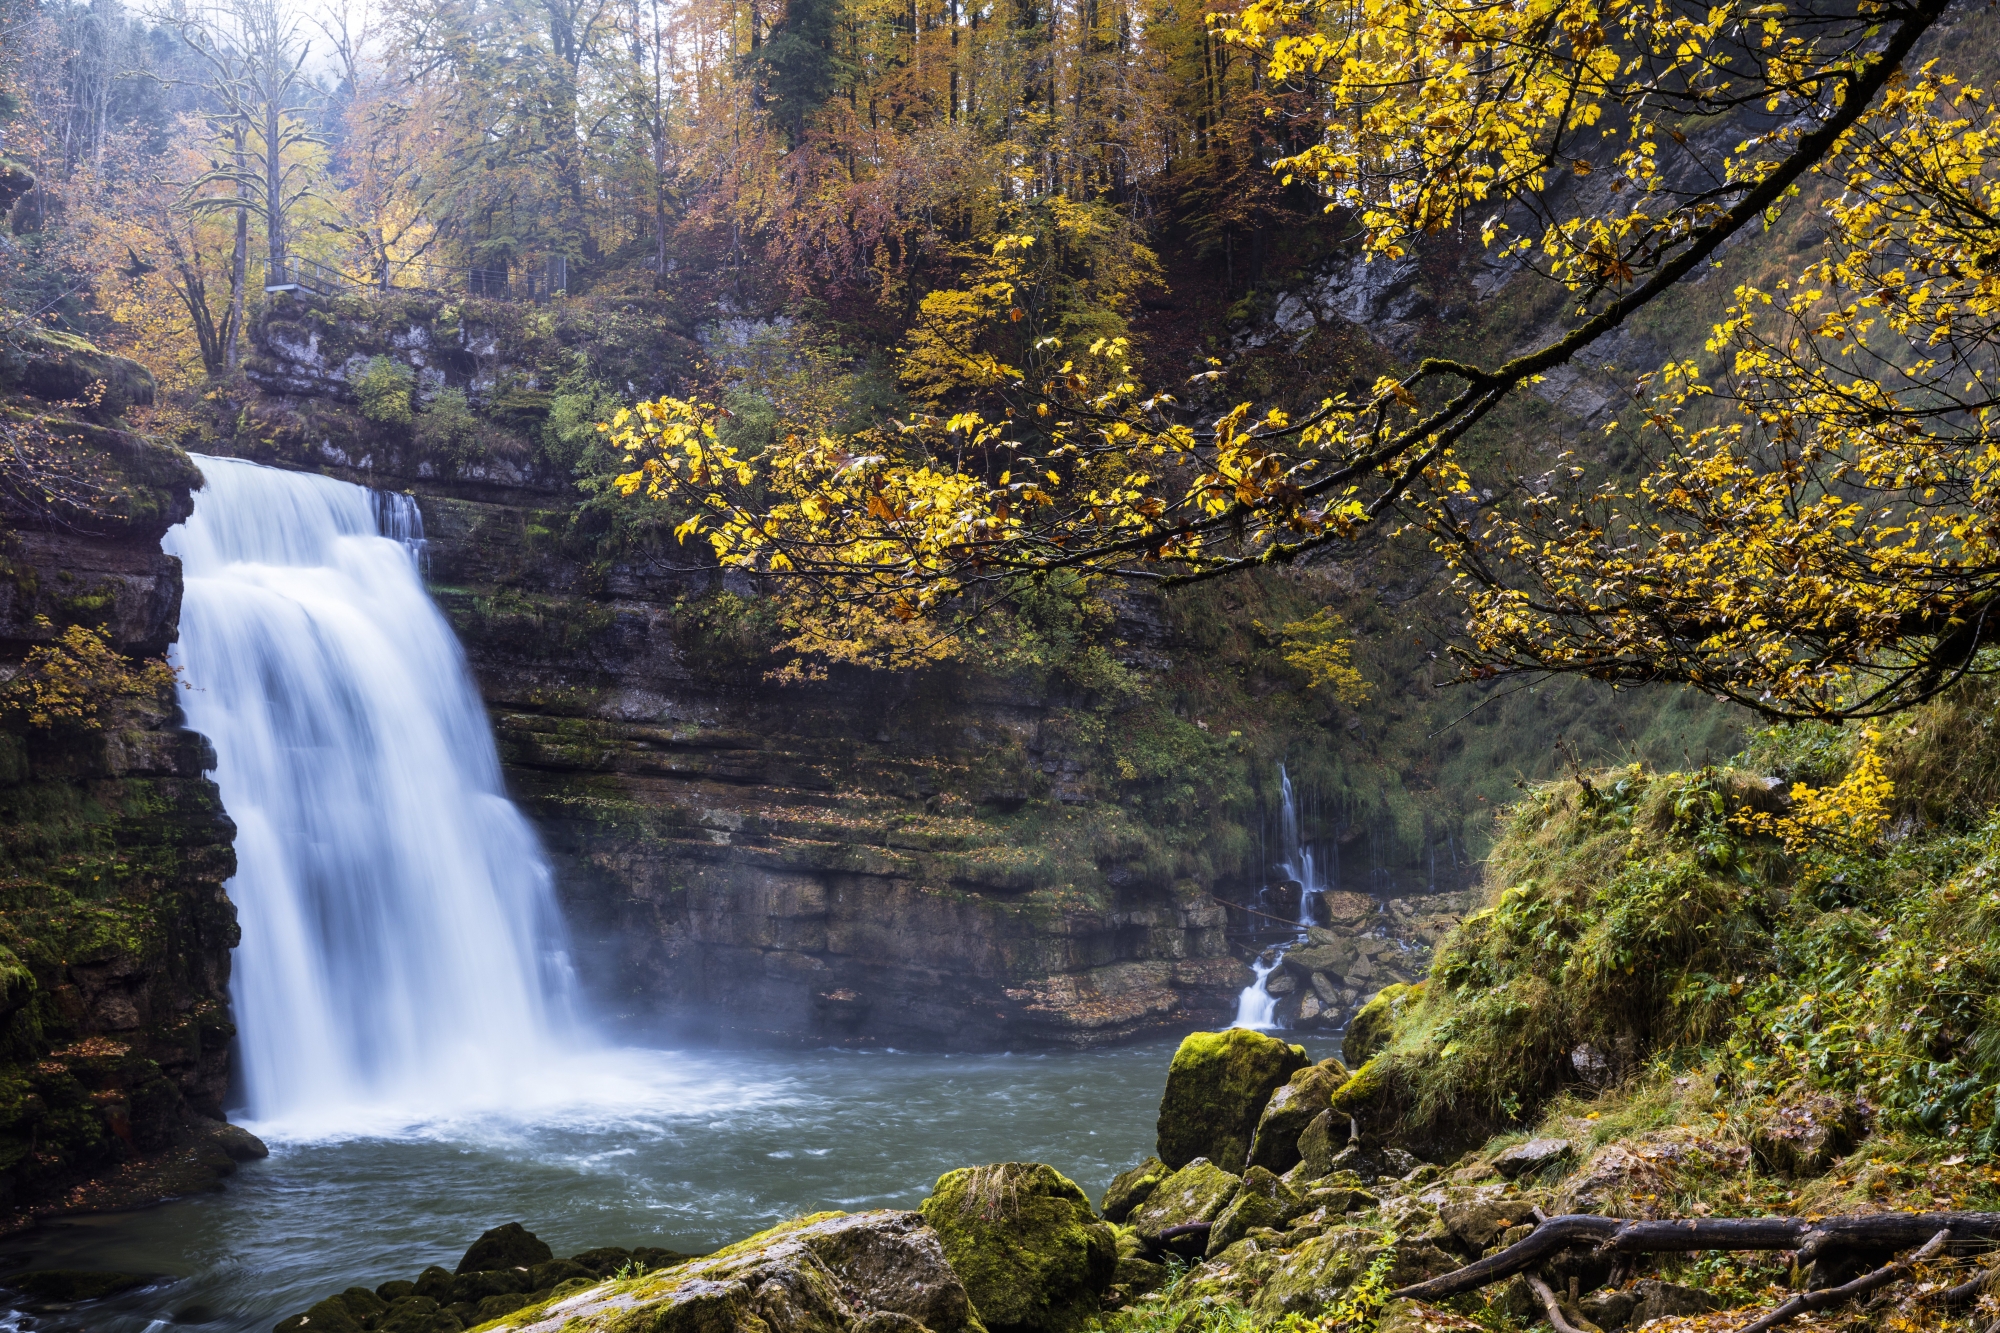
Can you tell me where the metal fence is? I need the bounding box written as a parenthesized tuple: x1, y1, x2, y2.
(264, 253, 569, 303)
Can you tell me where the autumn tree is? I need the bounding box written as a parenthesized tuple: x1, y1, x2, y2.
(610, 0, 2000, 721)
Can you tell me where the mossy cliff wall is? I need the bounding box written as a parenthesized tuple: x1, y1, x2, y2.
(0, 328, 254, 1227)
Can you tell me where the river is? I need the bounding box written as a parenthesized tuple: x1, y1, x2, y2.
(0, 1034, 1339, 1333)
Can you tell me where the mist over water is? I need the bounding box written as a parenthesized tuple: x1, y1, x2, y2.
(166, 456, 585, 1132)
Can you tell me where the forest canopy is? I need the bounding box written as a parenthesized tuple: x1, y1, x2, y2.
(8, 0, 2000, 722)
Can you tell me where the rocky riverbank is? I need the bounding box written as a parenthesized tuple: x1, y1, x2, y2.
(220, 1023, 1987, 1333)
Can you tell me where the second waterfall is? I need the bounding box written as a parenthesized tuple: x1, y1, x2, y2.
(166, 456, 582, 1129)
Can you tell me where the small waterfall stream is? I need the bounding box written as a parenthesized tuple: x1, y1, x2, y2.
(166, 456, 582, 1129)
(1230, 765, 1323, 1030)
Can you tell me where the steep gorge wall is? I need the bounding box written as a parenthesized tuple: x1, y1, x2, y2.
(0, 328, 257, 1229)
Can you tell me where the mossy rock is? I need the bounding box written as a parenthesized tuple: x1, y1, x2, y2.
(376, 1281, 418, 1302)
(457, 1223, 553, 1274)
(450, 1269, 530, 1302)
(1342, 984, 1417, 1067)
(1099, 1156, 1167, 1223)
(378, 1296, 462, 1333)
(919, 1162, 1115, 1333)
(527, 1260, 590, 1290)
(1297, 1108, 1343, 1179)
(566, 1247, 633, 1276)
(1246, 1059, 1349, 1173)
(475, 1293, 528, 1321)
(273, 1289, 385, 1333)
(5, 1269, 149, 1302)
(413, 1267, 455, 1301)
(1124, 1158, 1241, 1233)
(1155, 1029, 1308, 1171)
(1205, 1166, 1302, 1256)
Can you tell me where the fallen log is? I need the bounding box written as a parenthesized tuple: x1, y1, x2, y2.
(1140, 1222, 1212, 1262)
(1390, 1212, 2000, 1303)
(1737, 1228, 1949, 1333)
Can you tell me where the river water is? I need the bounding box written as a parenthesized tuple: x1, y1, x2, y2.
(0, 1034, 1338, 1333)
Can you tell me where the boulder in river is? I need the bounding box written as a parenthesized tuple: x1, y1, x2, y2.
(1246, 1059, 1349, 1173)
(1099, 1156, 1168, 1223)
(920, 1162, 1114, 1333)
(457, 1223, 555, 1274)
(1155, 1029, 1308, 1171)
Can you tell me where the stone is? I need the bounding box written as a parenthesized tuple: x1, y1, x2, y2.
(1126, 1157, 1243, 1233)
(1311, 973, 1341, 1005)
(1156, 1030, 1308, 1171)
(529, 1261, 592, 1290)
(377, 1282, 419, 1302)
(479, 1210, 978, 1333)
(1750, 1095, 1867, 1178)
(1253, 1228, 1462, 1315)
(1246, 1062, 1350, 1173)
(1491, 1138, 1574, 1180)
(1341, 984, 1418, 1067)
(1296, 1109, 1344, 1179)
(1205, 1167, 1302, 1256)
(920, 1163, 1114, 1333)
(1629, 1280, 1719, 1324)
(1108, 1256, 1170, 1301)
(458, 1223, 555, 1274)
(413, 1268, 456, 1301)
(1580, 1287, 1637, 1330)
(6, 1270, 151, 1302)
(568, 1248, 634, 1276)
(377, 1296, 462, 1333)
(477, 1294, 530, 1321)
(1100, 1156, 1168, 1223)
(452, 1270, 531, 1303)
(1413, 1184, 1540, 1250)
(272, 1291, 390, 1333)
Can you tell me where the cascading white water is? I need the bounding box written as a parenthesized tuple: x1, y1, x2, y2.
(1273, 765, 1324, 925)
(1230, 765, 1321, 1029)
(165, 455, 583, 1130)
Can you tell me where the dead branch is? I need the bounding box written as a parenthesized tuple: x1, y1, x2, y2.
(1524, 1271, 1594, 1333)
(1736, 1228, 1949, 1333)
(1391, 1212, 2000, 1303)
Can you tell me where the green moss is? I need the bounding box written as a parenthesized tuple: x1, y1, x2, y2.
(1155, 1029, 1308, 1172)
(1341, 984, 1417, 1068)
(919, 1162, 1114, 1333)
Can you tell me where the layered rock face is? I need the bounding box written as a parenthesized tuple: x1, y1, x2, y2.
(423, 494, 1245, 1047)
(0, 328, 255, 1226)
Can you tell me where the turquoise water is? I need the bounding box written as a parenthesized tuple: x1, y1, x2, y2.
(0, 1034, 1340, 1333)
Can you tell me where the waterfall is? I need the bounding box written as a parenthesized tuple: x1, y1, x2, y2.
(165, 456, 582, 1131)
(1230, 764, 1320, 1029)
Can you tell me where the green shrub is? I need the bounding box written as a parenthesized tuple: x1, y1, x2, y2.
(415, 387, 481, 472)
(355, 356, 414, 426)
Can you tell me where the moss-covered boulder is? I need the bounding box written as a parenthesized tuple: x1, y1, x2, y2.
(457, 1222, 554, 1273)
(374, 1296, 459, 1333)
(1100, 1156, 1168, 1223)
(1296, 1108, 1344, 1179)
(1341, 984, 1416, 1067)
(1156, 1029, 1308, 1171)
(920, 1163, 1114, 1333)
(1252, 1227, 1461, 1315)
(1205, 1166, 1302, 1256)
(274, 1289, 388, 1333)
(1246, 1059, 1349, 1173)
(1125, 1158, 1242, 1233)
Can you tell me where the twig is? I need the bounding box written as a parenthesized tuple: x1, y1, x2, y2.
(1737, 1229, 1950, 1333)
(1209, 894, 1314, 929)
(1525, 1271, 1594, 1333)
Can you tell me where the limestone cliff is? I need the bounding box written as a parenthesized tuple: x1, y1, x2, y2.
(0, 326, 256, 1227)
